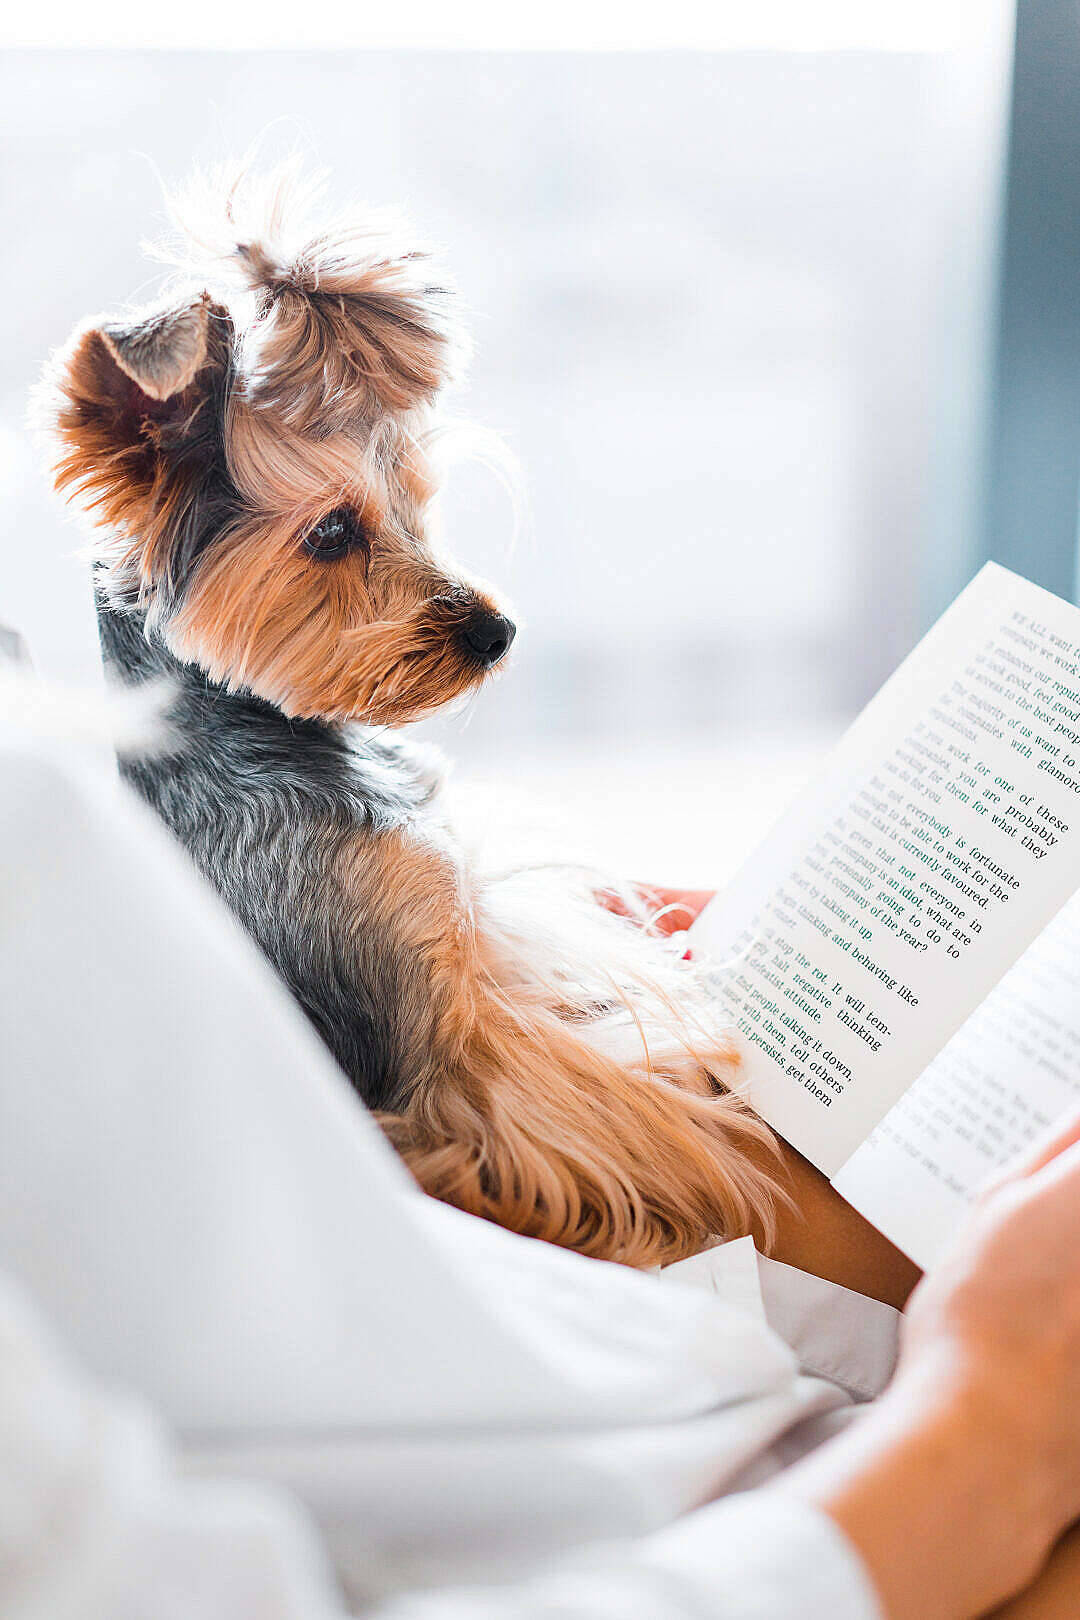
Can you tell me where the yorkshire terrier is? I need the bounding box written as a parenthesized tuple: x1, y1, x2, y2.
(39, 166, 777, 1267)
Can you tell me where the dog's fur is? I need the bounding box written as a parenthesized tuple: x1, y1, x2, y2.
(38, 165, 778, 1266)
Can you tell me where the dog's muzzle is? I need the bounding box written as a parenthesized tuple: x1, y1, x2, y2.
(461, 608, 516, 668)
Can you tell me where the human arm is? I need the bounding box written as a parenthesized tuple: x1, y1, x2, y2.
(782, 1114, 1080, 1620)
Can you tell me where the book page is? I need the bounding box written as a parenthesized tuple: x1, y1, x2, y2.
(833, 891, 1080, 1265)
(691, 563, 1080, 1175)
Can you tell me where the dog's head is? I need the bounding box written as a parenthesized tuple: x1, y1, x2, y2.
(41, 168, 515, 724)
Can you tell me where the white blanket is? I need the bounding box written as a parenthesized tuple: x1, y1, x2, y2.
(0, 733, 887, 1618)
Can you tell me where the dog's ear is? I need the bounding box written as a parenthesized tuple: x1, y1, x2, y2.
(97, 296, 213, 402)
(42, 293, 236, 609)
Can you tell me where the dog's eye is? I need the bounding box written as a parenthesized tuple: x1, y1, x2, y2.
(303, 508, 367, 560)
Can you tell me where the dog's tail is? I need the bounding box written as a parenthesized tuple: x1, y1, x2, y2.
(380, 867, 781, 1268)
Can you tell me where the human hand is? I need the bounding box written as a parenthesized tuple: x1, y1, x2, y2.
(598, 883, 716, 939)
(899, 1111, 1080, 1550)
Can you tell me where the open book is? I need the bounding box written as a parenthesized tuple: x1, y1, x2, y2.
(690, 563, 1080, 1266)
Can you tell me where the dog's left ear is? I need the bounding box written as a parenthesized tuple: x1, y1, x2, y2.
(42, 293, 235, 608)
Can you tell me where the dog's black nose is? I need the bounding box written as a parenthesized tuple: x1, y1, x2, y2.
(462, 609, 516, 667)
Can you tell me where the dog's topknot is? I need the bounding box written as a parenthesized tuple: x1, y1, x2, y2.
(157, 157, 468, 432)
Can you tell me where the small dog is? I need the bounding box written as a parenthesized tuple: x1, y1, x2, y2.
(39, 166, 777, 1266)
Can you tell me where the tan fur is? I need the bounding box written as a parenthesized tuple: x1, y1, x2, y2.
(169, 405, 501, 722)
(387, 1007, 777, 1267)
(348, 829, 779, 1267)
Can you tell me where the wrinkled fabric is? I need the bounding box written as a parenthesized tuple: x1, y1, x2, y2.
(0, 737, 886, 1618)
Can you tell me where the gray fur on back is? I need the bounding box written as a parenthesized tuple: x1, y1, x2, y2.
(99, 596, 444, 1111)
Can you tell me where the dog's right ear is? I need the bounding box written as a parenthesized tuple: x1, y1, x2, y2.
(41, 293, 235, 608)
(97, 296, 214, 402)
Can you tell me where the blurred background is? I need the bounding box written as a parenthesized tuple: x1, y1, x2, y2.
(5, 9, 1069, 881)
